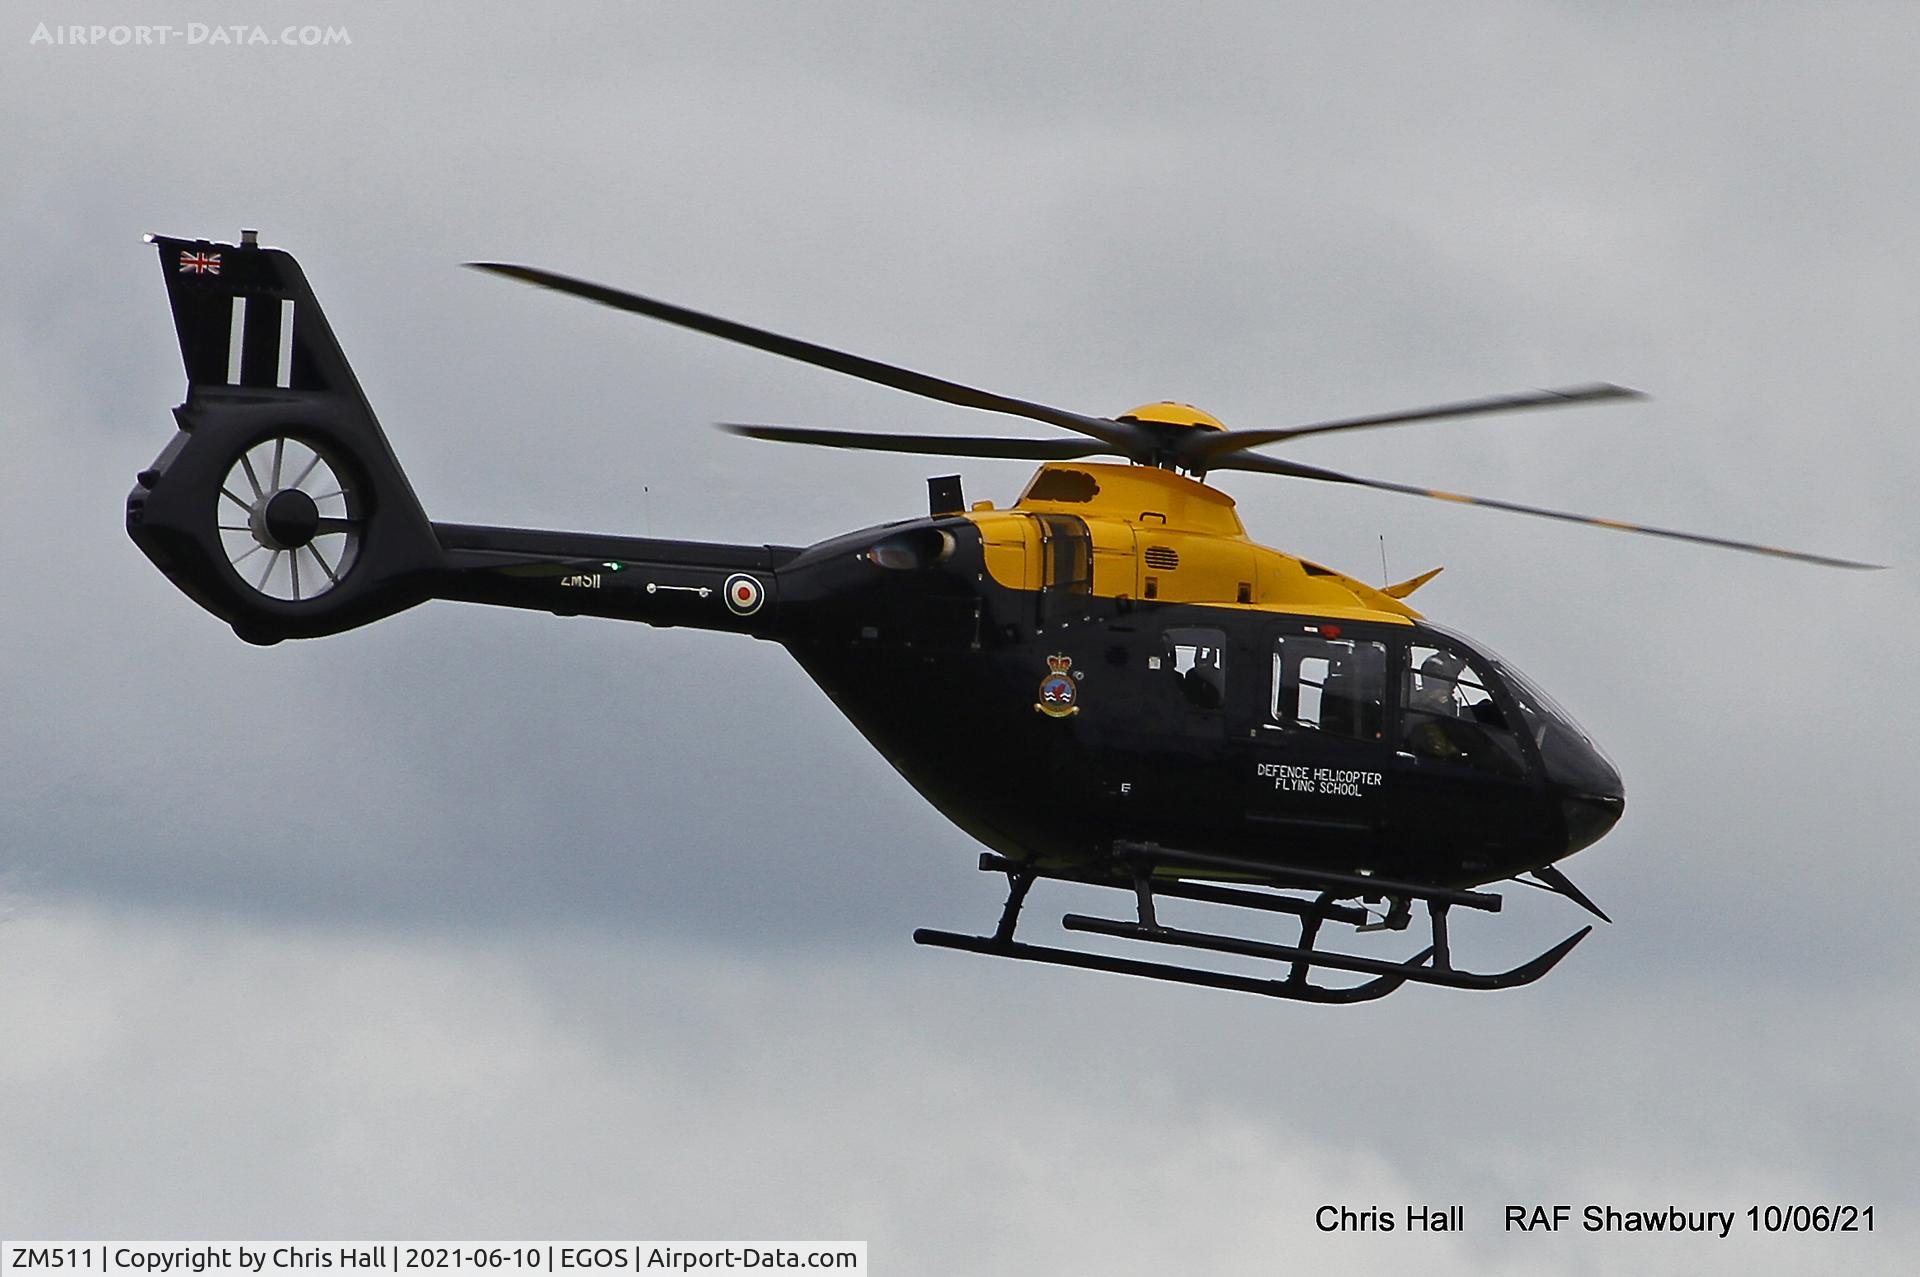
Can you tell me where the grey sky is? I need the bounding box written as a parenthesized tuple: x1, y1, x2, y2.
(2, 3, 1915, 1271)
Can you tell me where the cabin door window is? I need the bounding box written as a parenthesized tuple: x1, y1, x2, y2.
(1269, 636, 1386, 742)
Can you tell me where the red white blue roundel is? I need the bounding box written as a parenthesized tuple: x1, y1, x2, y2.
(724, 572, 764, 615)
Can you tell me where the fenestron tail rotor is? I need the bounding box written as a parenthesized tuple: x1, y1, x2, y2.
(216, 436, 362, 602)
(469, 262, 1880, 570)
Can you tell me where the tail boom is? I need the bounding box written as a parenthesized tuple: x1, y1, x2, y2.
(131, 232, 793, 645)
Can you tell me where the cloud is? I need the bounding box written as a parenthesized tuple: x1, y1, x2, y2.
(6, 899, 1908, 1273)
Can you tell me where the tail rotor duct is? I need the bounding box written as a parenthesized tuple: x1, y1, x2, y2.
(216, 435, 362, 602)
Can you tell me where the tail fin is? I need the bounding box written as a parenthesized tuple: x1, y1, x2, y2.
(130, 232, 441, 642)
(151, 230, 371, 400)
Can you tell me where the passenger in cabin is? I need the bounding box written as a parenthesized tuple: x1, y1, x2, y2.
(1163, 641, 1187, 693)
(1467, 690, 1509, 728)
(1322, 643, 1385, 739)
(1184, 646, 1224, 709)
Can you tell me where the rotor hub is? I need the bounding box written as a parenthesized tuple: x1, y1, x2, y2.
(1115, 402, 1226, 432)
(258, 487, 322, 549)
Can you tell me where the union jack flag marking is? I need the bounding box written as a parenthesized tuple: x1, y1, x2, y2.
(178, 251, 221, 275)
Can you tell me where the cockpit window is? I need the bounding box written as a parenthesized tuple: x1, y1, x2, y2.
(1494, 660, 1583, 742)
(1403, 642, 1524, 777)
(1270, 635, 1385, 740)
(1162, 626, 1226, 710)
(1493, 657, 1621, 794)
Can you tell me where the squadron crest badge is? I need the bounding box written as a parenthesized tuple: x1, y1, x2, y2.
(1034, 654, 1081, 717)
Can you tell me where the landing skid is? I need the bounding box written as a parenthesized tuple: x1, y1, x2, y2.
(913, 842, 1593, 1003)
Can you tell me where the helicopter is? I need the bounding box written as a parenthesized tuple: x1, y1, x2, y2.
(126, 231, 1880, 1004)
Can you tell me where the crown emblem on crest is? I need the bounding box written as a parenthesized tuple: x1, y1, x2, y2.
(1035, 654, 1080, 717)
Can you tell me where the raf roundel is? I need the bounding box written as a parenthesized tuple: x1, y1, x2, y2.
(724, 572, 764, 615)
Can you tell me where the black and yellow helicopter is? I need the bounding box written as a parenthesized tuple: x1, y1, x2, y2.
(127, 232, 1879, 1004)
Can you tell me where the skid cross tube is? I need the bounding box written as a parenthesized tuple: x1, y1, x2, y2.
(912, 929, 1432, 1004)
(1111, 840, 1504, 913)
(977, 852, 1371, 926)
(913, 846, 1590, 1003)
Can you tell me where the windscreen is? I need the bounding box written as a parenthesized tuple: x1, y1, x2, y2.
(1419, 622, 1621, 798)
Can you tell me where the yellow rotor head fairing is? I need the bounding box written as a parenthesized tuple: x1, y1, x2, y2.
(1115, 402, 1226, 432)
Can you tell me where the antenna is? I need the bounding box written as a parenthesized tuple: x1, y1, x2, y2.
(1379, 535, 1389, 587)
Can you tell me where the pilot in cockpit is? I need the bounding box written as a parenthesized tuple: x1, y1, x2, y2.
(1406, 651, 1472, 760)
(1411, 651, 1466, 717)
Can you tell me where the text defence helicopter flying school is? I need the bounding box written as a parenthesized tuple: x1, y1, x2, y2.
(126, 232, 1879, 1004)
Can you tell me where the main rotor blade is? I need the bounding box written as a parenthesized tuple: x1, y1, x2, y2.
(719, 423, 1113, 461)
(467, 262, 1145, 454)
(1185, 383, 1645, 468)
(1214, 451, 1884, 570)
